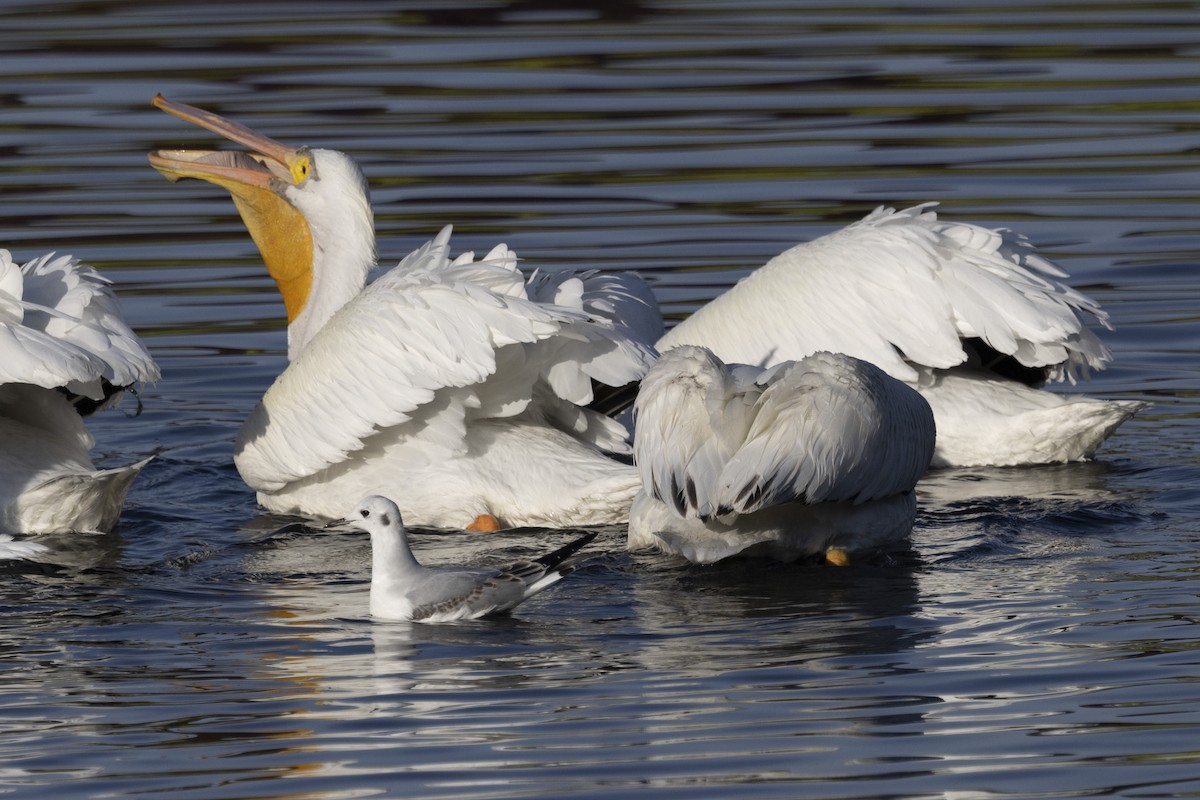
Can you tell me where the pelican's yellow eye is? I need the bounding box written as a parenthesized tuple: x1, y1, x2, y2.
(290, 155, 312, 184)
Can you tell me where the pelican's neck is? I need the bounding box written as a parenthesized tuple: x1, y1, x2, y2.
(287, 237, 372, 359)
(283, 149, 377, 360)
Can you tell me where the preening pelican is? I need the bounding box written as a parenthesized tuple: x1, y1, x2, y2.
(0, 250, 158, 535)
(659, 205, 1143, 467)
(628, 347, 935, 563)
(149, 97, 657, 529)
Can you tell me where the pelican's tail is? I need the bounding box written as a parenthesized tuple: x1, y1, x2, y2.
(924, 373, 1146, 468)
(12, 456, 153, 534)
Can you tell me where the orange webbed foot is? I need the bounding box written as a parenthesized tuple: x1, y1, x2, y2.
(825, 547, 851, 567)
(465, 514, 502, 532)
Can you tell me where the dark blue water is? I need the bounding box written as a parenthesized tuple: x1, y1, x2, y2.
(2, 2, 1199, 798)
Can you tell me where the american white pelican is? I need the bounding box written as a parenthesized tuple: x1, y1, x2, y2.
(628, 347, 935, 563)
(659, 205, 1143, 467)
(329, 495, 598, 621)
(148, 96, 657, 529)
(0, 250, 158, 535)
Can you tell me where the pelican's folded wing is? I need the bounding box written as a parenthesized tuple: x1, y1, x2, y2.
(657, 204, 1110, 384)
(634, 347, 936, 520)
(0, 250, 159, 398)
(714, 352, 936, 513)
(422, 230, 657, 406)
(632, 345, 756, 520)
(235, 230, 655, 492)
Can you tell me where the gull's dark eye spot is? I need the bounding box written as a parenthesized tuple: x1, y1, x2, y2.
(359, 509, 369, 518)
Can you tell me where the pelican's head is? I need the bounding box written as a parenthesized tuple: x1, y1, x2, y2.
(148, 96, 375, 330)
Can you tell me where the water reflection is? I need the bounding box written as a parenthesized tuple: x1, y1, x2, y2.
(243, 559, 938, 796)
(621, 556, 924, 666)
(919, 461, 1122, 509)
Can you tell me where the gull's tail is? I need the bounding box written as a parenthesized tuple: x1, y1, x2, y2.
(535, 530, 600, 572)
(516, 530, 600, 597)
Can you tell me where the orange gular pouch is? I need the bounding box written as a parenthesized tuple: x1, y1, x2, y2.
(230, 189, 314, 324)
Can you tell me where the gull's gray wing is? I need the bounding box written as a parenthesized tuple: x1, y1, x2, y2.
(408, 531, 598, 621)
(408, 567, 532, 621)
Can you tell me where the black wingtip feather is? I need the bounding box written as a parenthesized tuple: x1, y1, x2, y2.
(59, 379, 134, 417)
(588, 380, 641, 417)
(669, 475, 687, 517)
(534, 530, 600, 571)
(685, 476, 698, 512)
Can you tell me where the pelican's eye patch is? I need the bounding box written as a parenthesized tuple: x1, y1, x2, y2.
(290, 153, 314, 184)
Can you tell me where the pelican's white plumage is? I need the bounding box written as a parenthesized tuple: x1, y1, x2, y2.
(526, 266, 666, 347)
(149, 97, 655, 528)
(233, 225, 653, 526)
(658, 204, 1143, 467)
(628, 346, 935, 563)
(0, 250, 158, 534)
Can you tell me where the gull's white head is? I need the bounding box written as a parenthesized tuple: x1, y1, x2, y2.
(343, 494, 405, 537)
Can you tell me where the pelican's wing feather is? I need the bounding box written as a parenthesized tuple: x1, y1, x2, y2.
(0, 251, 159, 398)
(715, 352, 936, 513)
(235, 230, 655, 491)
(524, 266, 661, 413)
(634, 347, 935, 520)
(444, 243, 659, 427)
(658, 204, 1110, 384)
(633, 346, 754, 519)
(424, 234, 658, 406)
(527, 267, 666, 346)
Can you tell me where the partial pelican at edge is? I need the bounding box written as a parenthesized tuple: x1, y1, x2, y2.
(1, 250, 158, 536)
